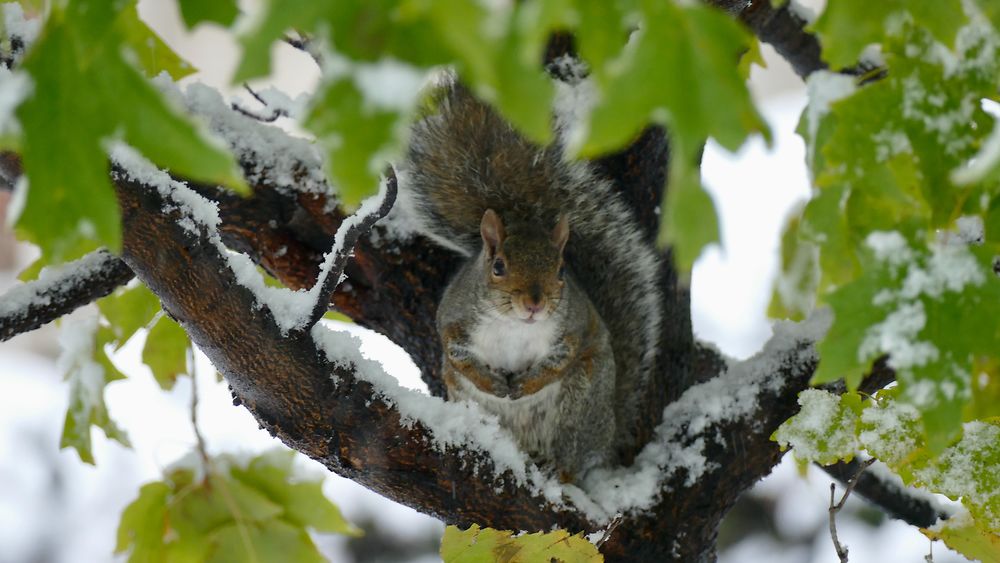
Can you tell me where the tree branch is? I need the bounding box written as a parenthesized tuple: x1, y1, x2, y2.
(0, 249, 133, 341)
(823, 459, 948, 529)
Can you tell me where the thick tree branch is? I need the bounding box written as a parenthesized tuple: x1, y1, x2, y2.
(115, 173, 601, 535)
(0, 249, 133, 341)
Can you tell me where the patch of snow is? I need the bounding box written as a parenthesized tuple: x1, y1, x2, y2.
(803, 72, 856, 170)
(0, 66, 30, 136)
(951, 119, 1000, 185)
(773, 389, 859, 462)
(858, 301, 938, 371)
(578, 313, 827, 519)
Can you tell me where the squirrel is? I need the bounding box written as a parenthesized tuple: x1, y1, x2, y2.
(399, 79, 663, 479)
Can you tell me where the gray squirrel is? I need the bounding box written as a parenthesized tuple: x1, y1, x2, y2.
(399, 80, 663, 480)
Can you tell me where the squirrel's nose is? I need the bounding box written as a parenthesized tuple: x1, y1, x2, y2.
(525, 300, 545, 314)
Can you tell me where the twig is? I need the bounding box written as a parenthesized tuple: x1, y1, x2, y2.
(230, 84, 287, 123)
(596, 514, 623, 549)
(303, 167, 398, 329)
(189, 347, 211, 480)
(829, 457, 877, 562)
(925, 538, 934, 562)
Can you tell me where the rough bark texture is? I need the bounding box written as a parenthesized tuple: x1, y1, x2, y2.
(0, 2, 929, 561)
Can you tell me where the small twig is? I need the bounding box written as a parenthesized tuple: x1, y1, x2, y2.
(925, 538, 934, 562)
(303, 167, 398, 329)
(230, 84, 287, 123)
(829, 457, 877, 562)
(595, 514, 623, 549)
(189, 348, 211, 480)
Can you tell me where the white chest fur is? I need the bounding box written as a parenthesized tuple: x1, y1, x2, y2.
(467, 315, 559, 372)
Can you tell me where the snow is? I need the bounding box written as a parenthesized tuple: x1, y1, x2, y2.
(951, 118, 1000, 185)
(152, 74, 330, 195)
(953, 215, 984, 244)
(2, 3, 40, 53)
(247, 86, 309, 119)
(858, 301, 938, 371)
(864, 231, 913, 269)
(787, 0, 817, 24)
(578, 312, 830, 519)
(56, 308, 104, 408)
(0, 66, 30, 136)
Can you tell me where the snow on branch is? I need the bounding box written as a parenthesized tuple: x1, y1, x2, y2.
(0, 249, 133, 341)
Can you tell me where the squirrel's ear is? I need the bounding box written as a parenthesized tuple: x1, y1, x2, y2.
(552, 215, 570, 253)
(480, 209, 505, 256)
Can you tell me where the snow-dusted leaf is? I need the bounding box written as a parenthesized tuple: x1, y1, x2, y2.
(922, 512, 1000, 563)
(812, 0, 967, 69)
(773, 389, 862, 465)
(58, 312, 130, 464)
(441, 524, 602, 563)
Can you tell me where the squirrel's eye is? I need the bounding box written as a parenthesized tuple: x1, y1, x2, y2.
(492, 258, 507, 277)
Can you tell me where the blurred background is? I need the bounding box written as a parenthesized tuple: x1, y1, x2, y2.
(0, 0, 970, 561)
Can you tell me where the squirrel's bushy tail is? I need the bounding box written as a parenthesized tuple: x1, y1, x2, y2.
(400, 81, 663, 455)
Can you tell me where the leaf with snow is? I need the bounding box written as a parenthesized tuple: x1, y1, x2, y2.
(773, 389, 862, 465)
(58, 313, 130, 464)
(441, 524, 602, 563)
(812, 0, 967, 69)
(922, 511, 1000, 563)
(15, 0, 244, 264)
(116, 450, 356, 562)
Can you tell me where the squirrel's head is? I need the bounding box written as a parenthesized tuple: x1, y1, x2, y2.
(479, 209, 568, 324)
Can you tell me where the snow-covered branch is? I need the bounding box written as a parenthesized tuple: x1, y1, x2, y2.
(0, 249, 133, 341)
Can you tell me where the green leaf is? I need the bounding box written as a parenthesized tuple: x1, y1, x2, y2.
(441, 524, 603, 563)
(812, 0, 967, 69)
(580, 1, 767, 157)
(115, 482, 169, 561)
(230, 450, 361, 536)
(773, 389, 862, 465)
(303, 76, 402, 207)
(658, 148, 719, 272)
(177, 0, 239, 28)
(118, 450, 357, 563)
(15, 1, 244, 264)
(98, 284, 161, 347)
(923, 515, 1000, 563)
(142, 315, 189, 390)
(117, 4, 195, 79)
